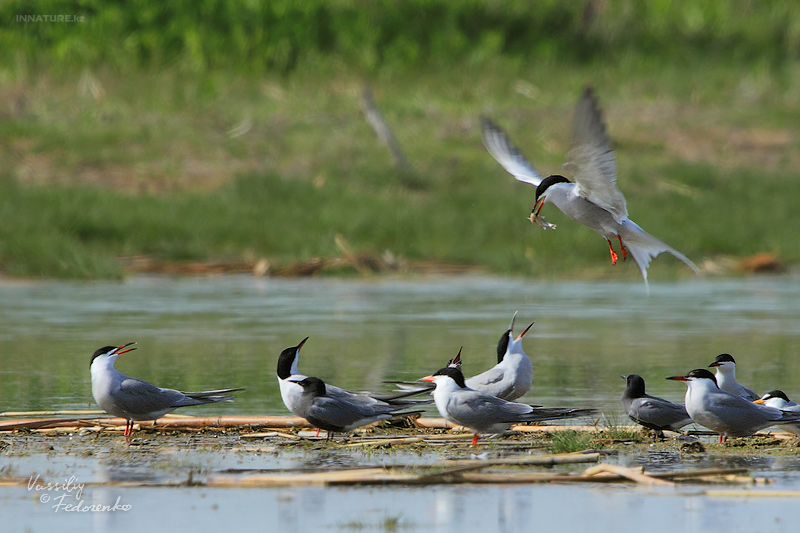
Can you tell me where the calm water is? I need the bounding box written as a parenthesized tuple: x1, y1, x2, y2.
(3, 274, 800, 532)
(2, 274, 800, 415)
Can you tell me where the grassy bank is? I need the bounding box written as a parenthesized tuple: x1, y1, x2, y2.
(1, 2, 799, 279)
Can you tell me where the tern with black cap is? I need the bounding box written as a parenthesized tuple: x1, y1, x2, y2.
(90, 343, 243, 437)
(666, 368, 800, 443)
(288, 376, 421, 440)
(422, 360, 595, 445)
(708, 353, 759, 400)
(754, 390, 800, 436)
(620, 374, 692, 439)
(481, 87, 699, 293)
(276, 337, 428, 420)
(390, 313, 535, 401)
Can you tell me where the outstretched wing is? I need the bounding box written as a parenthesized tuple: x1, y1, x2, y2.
(564, 87, 628, 223)
(481, 117, 544, 187)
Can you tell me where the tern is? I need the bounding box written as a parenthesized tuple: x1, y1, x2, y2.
(708, 353, 759, 400)
(90, 343, 243, 437)
(620, 374, 692, 439)
(389, 313, 534, 401)
(289, 376, 421, 439)
(460, 313, 534, 401)
(754, 390, 800, 436)
(666, 369, 800, 443)
(277, 337, 428, 420)
(422, 364, 595, 445)
(481, 87, 699, 293)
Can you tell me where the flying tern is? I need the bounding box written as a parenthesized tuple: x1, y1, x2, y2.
(90, 343, 243, 437)
(666, 369, 800, 443)
(481, 87, 699, 292)
(620, 374, 692, 439)
(422, 364, 595, 445)
(708, 353, 759, 400)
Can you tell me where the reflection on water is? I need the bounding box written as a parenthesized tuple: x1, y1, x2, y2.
(2, 274, 800, 417)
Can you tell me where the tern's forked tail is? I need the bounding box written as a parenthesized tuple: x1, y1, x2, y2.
(180, 387, 245, 405)
(620, 220, 699, 293)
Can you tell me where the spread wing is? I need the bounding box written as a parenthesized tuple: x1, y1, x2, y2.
(481, 117, 544, 187)
(564, 87, 628, 223)
(115, 378, 184, 415)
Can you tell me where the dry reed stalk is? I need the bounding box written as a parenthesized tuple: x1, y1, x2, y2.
(207, 468, 407, 487)
(239, 431, 302, 440)
(0, 415, 313, 432)
(584, 464, 674, 486)
(0, 410, 106, 417)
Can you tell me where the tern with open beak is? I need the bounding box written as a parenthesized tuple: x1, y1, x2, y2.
(90, 343, 243, 437)
(388, 313, 535, 401)
(277, 337, 428, 421)
(481, 87, 699, 293)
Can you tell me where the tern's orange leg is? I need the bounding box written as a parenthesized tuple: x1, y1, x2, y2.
(617, 236, 628, 260)
(606, 239, 619, 265)
(471, 434, 479, 446)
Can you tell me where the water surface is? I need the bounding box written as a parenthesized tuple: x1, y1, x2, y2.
(2, 274, 799, 415)
(3, 275, 800, 532)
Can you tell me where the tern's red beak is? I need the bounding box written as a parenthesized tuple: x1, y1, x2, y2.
(534, 196, 546, 216)
(115, 342, 137, 355)
(420, 375, 435, 383)
(515, 322, 534, 341)
(666, 375, 688, 382)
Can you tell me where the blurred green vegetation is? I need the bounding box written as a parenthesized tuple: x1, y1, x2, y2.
(3, 0, 800, 74)
(0, 1, 799, 279)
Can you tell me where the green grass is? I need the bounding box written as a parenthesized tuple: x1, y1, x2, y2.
(1, 2, 800, 279)
(547, 430, 596, 454)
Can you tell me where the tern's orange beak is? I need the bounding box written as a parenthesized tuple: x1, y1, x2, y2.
(515, 322, 534, 341)
(753, 398, 765, 405)
(666, 375, 688, 382)
(420, 375, 435, 383)
(534, 196, 546, 215)
(115, 342, 137, 355)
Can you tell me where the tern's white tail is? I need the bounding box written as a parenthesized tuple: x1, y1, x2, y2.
(620, 220, 698, 294)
